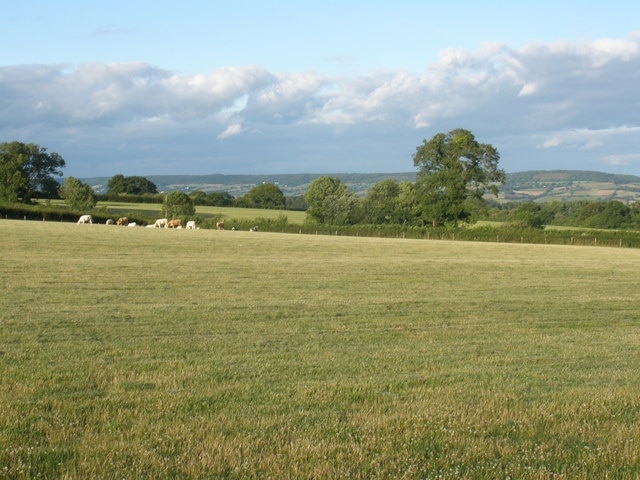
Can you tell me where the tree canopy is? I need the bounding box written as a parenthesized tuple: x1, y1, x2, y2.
(304, 176, 361, 225)
(162, 191, 195, 219)
(107, 174, 158, 195)
(0, 141, 66, 202)
(361, 179, 401, 224)
(413, 129, 505, 226)
(58, 177, 97, 212)
(242, 183, 286, 209)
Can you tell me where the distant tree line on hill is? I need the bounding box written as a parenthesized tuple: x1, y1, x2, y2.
(98, 174, 297, 210)
(4, 138, 640, 231)
(488, 199, 640, 230)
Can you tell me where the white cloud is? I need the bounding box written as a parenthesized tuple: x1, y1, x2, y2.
(542, 137, 562, 148)
(604, 153, 640, 166)
(217, 123, 243, 139)
(1, 33, 640, 176)
(518, 83, 538, 96)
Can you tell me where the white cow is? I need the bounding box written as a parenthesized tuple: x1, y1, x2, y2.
(186, 220, 196, 230)
(127, 222, 137, 227)
(77, 215, 92, 224)
(153, 218, 168, 228)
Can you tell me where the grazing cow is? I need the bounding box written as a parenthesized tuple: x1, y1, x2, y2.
(127, 222, 137, 227)
(105, 219, 115, 225)
(116, 217, 129, 226)
(186, 220, 196, 230)
(249, 225, 259, 232)
(167, 219, 182, 228)
(77, 214, 93, 224)
(216, 221, 225, 230)
(153, 218, 168, 228)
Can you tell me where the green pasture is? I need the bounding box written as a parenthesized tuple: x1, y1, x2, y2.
(2, 220, 639, 478)
(96, 201, 307, 224)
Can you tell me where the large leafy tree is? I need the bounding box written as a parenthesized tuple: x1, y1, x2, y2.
(0, 141, 66, 202)
(413, 129, 505, 226)
(58, 177, 97, 211)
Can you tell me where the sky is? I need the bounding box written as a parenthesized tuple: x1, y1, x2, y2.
(1, 1, 640, 178)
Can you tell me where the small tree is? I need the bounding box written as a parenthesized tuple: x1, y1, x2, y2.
(162, 191, 195, 219)
(513, 201, 545, 228)
(305, 176, 354, 224)
(396, 181, 421, 226)
(189, 190, 208, 205)
(413, 129, 505, 226)
(206, 191, 234, 206)
(320, 191, 362, 225)
(107, 174, 157, 196)
(58, 177, 97, 211)
(243, 183, 286, 209)
(362, 179, 401, 224)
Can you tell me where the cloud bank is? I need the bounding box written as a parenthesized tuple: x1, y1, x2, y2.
(1, 33, 639, 176)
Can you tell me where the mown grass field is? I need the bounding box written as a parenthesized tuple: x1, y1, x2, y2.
(96, 201, 307, 224)
(2, 220, 639, 479)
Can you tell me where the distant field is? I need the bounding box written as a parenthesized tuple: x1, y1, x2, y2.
(2, 220, 640, 478)
(97, 201, 307, 224)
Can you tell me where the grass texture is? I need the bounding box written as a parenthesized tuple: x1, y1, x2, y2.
(1, 220, 639, 479)
(96, 202, 307, 224)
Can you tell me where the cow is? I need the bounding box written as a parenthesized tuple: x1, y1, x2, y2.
(127, 222, 137, 227)
(116, 217, 129, 226)
(153, 218, 168, 228)
(167, 219, 182, 228)
(77, 214, 92, 224)
(216, 221, 225, 230)
(186, 220, 196, 230)
(250, 225, 259, 232)
(105, 218, 115, 225)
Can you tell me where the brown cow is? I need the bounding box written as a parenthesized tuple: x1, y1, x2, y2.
(216, 221, 225, 230)
(167, 219, 182, 228)
(116, 217, 129, 226)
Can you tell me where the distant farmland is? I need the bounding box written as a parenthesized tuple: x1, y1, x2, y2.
(82, 170, 640, 202)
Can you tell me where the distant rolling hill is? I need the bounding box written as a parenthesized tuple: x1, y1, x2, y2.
(82, 170, 640, 203)
(500, 170, 640, 203)
(84, 173, 417, 197)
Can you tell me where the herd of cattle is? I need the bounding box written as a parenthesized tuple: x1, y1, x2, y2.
(77, 215, 257, 232)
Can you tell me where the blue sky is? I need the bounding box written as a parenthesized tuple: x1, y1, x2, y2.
(1, 1, 640, 178)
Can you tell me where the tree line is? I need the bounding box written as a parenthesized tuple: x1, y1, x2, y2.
(3, 132, 640, 231)
(304, 129, 505, 227)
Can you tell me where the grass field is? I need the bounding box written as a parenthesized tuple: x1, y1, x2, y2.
(96, 201, 307, 224)
(2, 220, 640, 479)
